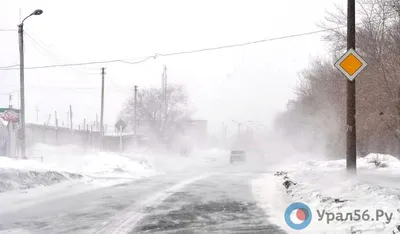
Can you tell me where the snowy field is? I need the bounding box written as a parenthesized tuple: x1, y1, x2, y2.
(252, 153, 400, 234)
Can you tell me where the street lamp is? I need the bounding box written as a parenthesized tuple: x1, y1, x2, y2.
(18, 9, 43, 159)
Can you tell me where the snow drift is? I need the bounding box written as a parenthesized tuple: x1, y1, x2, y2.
(0, 143, 157, 193)
(253, 153, 400, 234)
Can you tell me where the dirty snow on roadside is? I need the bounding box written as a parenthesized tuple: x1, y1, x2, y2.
(252, 153, 400, 234)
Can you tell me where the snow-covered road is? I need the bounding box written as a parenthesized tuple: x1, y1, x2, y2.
(4, 144, 400, 234)
(0, 150, 283, 234)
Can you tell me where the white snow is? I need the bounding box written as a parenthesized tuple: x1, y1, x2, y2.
(133, 147, 229, 173)
(0, 143, 159, 214)
(27, 143, 156, 179)
(253, 153, 400, 234)
(0, 145, 160, 216)
(0, 144, 229, 214)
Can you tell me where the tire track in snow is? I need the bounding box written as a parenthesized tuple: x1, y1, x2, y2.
(95, 173, 216, 234)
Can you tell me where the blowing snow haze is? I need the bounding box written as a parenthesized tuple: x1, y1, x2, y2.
(2, 0, 400, 233)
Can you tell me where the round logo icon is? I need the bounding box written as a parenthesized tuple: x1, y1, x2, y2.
(284, 202, 312, 230)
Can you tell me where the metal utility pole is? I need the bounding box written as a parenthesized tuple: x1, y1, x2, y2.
(55, 111, 58, 143)
(18, 9, 43, 159)
(54, 111, 58, 127)
(66, 111, 69, 128)
(160, 65, 168, 143)
(346, 0, 357, 173)
(18, 21, 26, 158)
(100, 68, 105, 137)
(35, 106, 39, 124)
(8, 95, 15, 158)
(96, 113, 98, 131)
(164, 65, 168, 119)
(9, 95, 12, 108)
(232, 120, 252, 137)
(69, 105, 73, 130)
(134, 85, 138, 139)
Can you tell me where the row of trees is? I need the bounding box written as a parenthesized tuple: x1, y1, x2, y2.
(274, 0, 400, 158)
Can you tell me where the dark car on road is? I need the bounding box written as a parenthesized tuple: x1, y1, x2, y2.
(230, 149, 246, 163)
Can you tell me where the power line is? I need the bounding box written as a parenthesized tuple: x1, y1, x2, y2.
(157, 29, 335, 57)
(0, 64, 19, 68)
(0, 90, 19, 95)
(0, 26, 347, 71)
(24, 31, 99, 75)
(0, 56, 152, 70)
(10, 86, 131, 91)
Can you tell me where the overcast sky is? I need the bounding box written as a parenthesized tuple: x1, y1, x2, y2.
(0, 0, 340, 136)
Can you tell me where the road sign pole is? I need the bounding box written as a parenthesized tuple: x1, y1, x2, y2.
(119, 125, 123, 152)
(347, 0, 357, 173)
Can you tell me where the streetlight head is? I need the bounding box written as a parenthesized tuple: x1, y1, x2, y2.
(32, 9, 43, 15)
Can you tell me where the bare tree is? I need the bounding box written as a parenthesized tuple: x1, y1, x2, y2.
(274, 0, 400, 157)
(122, 84, 193, 144)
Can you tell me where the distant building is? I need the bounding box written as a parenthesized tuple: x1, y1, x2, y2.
(177, 119, 208, 149)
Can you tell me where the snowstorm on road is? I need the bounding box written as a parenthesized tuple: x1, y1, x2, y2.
(2, 0, 400, 233)
(0, 155, 285, 234)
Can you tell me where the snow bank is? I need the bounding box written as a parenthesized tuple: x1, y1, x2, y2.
(0, 156, 83, 193)
(253, 153, 400, 234)
(0, 143, 229, 194)
(0, 143, 157, 193)
(28, 143, 156, 179)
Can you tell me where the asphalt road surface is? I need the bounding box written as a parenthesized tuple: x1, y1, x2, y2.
(0, 155, 286, 234)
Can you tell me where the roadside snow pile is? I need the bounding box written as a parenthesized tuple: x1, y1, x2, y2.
(0, 144, 157, 193)
(28, 143, 156, 179)
(254, 153, 400, 234)
(0, 157, 82, 193)
(359, 153, 400, 170)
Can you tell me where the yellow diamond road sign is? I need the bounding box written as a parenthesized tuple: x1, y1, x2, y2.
(334, 48, 367, 81)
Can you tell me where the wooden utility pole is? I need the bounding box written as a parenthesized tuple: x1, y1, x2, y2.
(100, 68, 105, 138)
(346, 0, 357, 172)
